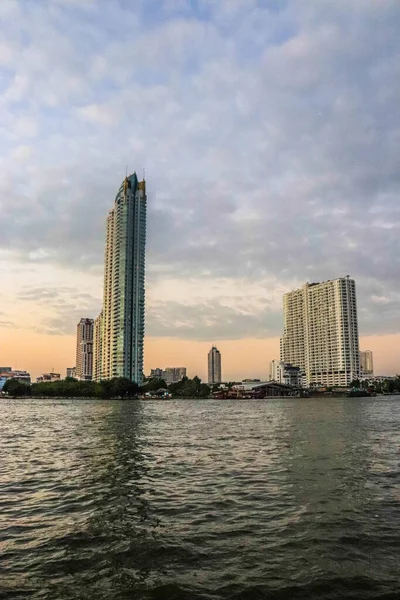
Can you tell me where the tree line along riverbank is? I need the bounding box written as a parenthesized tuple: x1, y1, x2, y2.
(1, 376, 212, 399)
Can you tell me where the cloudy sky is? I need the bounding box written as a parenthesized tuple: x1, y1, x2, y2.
(1, 0, 400, 380)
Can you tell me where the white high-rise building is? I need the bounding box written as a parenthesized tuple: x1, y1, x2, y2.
(208, 346, 222, 384)
(280, 277, 360, 387)
(359, 350, 373, 378)
(76, 318, 94, 381)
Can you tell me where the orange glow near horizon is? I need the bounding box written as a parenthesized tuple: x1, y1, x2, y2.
(0, 327, 399, 382)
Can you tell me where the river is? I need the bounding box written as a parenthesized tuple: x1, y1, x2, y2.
(1, 397, 399, 599)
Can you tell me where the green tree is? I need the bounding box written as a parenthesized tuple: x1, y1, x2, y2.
(168, 376, 210, 398)
(112, 377, 140, 398)
(198, 383, 211, 397)
(3, 379, 31, 397)
(30, 377, 138, 399)
(141, 378, 167, 393)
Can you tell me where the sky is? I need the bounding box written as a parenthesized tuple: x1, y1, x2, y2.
(1, 0, 400, 381)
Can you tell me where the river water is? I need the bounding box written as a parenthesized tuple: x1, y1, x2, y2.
(0, 397, 399, 599)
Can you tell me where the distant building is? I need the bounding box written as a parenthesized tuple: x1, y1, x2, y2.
(93, 311, 103, 382)
(208, 346, 222, 384)
(360, 350, 373, 378)
(163, 367, 187, 384)
(149, 367, 187, 384)
(369, 375, 394, 384)
(36, 373, 60, 383)
(280, 277, 360, 387)
(270, 360, 305, 388)
(0, 369, 31, 391)
(76, 318, 94, 381)
(66, 367, 76, 379)
(150, 368, 163, 378)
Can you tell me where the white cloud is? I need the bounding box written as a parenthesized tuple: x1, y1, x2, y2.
(76, 103, 119, 126)
(14, 115, 39, 138)
(0, 0, 399, 343)
(9, 145, 34, 162)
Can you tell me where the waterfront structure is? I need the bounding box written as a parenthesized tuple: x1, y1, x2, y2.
(208, 346, 222, 384)
(360, 350, 373, 378)
(150, 367, 187, 384)
(269, 360, 305, 388)
(0, 369, 31, 391)
(66, 367, 76, 379)
(280, 277, 360, 387)
(369, 375, 394, 383)
(76, 318, 94, 381)
(97, 173, 146, 384)
(36, 372, 61, 383)
(93, 311, 103, 381)
(214, 380, 296, 399)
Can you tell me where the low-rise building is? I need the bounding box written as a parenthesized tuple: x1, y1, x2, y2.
(149, 367, 187, 384)
(368, 375, 395, 384)
(36, 373, 61, 383)
(0, 369, 31, 391)
(66, 367, 77, 379)
(270, 360, 305, 388)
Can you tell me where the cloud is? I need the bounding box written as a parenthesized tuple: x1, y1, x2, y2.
(76, 104, 119, 126)
(17, 286, 100, 335)
(0, 0, 399, 343)
(147, 299, 280, 340)
(0, 321, 16, 329)
(9, 145, 33, 162)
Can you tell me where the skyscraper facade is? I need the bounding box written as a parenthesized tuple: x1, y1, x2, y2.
(280, 277, 360, 387)
(97, 172, 147, 384)
(102, 210, 114, 380)
(76, 318, 94, 380)
(359, 350, 373, 377)
(208, 346, 222, 384)
(93, 310, 103, 382)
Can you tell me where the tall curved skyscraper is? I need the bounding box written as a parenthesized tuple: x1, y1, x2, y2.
(99, 172, 146, 384)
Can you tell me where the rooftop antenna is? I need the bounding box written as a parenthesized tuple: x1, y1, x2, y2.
(126, 165, 128, 178)
(143, 167, 145, 181)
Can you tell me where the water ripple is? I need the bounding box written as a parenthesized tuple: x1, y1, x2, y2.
(1, 397, 399, 599)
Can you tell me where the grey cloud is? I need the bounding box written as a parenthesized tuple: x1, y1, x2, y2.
(0, 0, 399, 338)
(18, 287, 99, 305)
(0, 320, 16, 329)
(147, 300, 281, 340)
(18, 287, 101, 335)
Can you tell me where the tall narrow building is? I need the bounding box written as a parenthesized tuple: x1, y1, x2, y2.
(359, 350, 373, 377)
(93, 310, 103, 382)
(102, 210, 115, 380)
(76, 318, 94, 381)
(208, 346, 222, 384)
(98, 172, 147, 384)
(281, 277, 360, 387)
